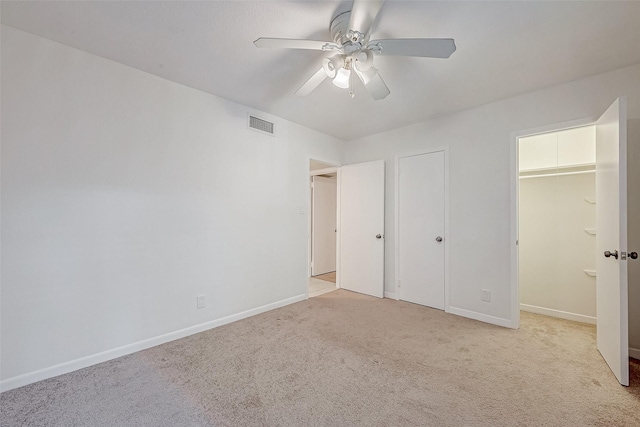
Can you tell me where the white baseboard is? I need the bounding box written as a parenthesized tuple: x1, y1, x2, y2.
(384, 291, 398, 300)
(447, 306, 514, 328)
(0, 293, 307, 393)
(520, 303, 596, 325)
(630, 347, 640, 360)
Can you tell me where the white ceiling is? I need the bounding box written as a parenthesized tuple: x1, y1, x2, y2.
(3, 0, 640, 141)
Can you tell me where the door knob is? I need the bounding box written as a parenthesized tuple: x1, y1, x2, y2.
(376, 234, 382, 239)
(435, 236, 443, 242)
(604, 250, 619, 259)
(630, 252, 638, 260)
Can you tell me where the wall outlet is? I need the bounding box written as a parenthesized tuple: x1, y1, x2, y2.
(197, 295, 206, 309)
(481, 289, 491, 302)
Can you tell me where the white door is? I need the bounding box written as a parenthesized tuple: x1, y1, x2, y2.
(340, 160, 385, 298)
(398, 151, 446, 309)
(596, 97, 629, 386)
(311, 175, 337, 276)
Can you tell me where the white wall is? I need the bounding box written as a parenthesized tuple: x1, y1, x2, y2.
(0, 26, 343, 389)
(342, 63, 640, 333)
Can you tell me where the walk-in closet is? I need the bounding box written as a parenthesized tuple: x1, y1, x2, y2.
(518, 125, 596, 323)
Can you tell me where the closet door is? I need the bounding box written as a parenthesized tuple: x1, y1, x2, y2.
(595, 97, 629, 386)
(397, 151, 446, 309)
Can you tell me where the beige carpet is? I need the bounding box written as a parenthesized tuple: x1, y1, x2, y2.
(2, 290, 639, 426)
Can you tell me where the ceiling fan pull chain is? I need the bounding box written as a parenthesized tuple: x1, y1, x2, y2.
(349, 67, 355, 98)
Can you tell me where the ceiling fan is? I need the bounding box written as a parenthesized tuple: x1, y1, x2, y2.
(253, 0, 456, 100)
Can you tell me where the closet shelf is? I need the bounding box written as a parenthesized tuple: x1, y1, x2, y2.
(584, 228, 596, 235)
(584, 198, 596, 204)
(584, 270, 597, 277)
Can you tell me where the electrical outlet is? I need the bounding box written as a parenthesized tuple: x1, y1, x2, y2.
(481, 289, 491, 302)
(197, 295, 206, 309)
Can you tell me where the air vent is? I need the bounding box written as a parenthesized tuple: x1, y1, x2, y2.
(248, 115, 275, 136)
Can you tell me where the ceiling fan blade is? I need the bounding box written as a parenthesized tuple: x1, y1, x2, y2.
(354, 67, 390, 100)
(369, 38, 456, 58)
(254, 38, 338, 51)
(348, 0, 384, 36)
(295, 67, 328, 96)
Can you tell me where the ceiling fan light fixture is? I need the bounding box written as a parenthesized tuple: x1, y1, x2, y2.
(323, 55, 344, 79)
(254, 0, 456, 100)
(354, 50, 373, 71)
(322, 58, 336, 78)
(332, 67, 351, 89)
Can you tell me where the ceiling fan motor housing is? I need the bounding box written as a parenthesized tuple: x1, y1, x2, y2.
(330, 11, 351, 45)
(330, 11, 371, 62)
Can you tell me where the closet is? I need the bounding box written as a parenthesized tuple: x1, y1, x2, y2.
(519, 126, 596, 323)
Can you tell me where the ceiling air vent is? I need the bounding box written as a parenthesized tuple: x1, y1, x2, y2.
(248, 115, 275, 136)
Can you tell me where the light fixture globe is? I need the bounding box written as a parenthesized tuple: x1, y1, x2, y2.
(322, 55, 344, 79)
(354, 49, 373, 71)
(322, 59, 336, 78)
(332, 67, 351, 89)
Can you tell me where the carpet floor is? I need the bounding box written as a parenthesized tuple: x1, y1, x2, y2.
(2, 289, 639, 426)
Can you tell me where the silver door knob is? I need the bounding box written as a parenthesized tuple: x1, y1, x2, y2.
(376, 234, 382, 239)
(604, 250, 619, 259)
(436, 236, 443, 242)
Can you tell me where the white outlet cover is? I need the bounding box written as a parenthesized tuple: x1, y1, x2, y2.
(197, 295, 206, 309)
(481, 289, 491, 302)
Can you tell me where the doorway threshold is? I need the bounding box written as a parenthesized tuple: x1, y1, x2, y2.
(309, 276, 338, 298)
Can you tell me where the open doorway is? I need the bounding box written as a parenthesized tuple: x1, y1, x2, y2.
(517, 125, 596, 323)
(512, 98, 630, 386)
(309, 159, 339, 298)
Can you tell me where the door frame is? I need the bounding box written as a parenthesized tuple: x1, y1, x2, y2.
(509, 116, 598, 329)
(308, 158, 341, 297)
(394, 147, 450, 310)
